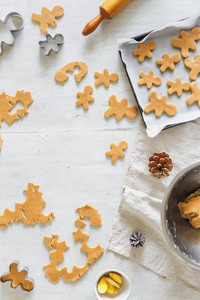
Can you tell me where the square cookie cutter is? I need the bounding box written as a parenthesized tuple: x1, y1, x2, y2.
(39, 33, 64, 55)
(0, 12, 24, 55)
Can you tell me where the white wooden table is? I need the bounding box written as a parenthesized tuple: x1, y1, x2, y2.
(0, 0, 200, 299)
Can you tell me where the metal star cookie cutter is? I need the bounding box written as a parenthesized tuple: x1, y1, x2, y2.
(0, 12, 24, 55)
(39, 33, 64, 55)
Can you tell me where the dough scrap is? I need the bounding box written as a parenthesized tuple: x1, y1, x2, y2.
(104, 95, 137, 121)
(76, 203, 102, 226)
(184, 54, 200, 81)
(1, 262, 34, 292)
(0, 92, 18, 128)
(32, 5, 64, 33)
(186, 81, 200, 106)
(55, 61, 88, 84)
(0, 90, 33, 151)
(0, 183, 55, 228)
(172, 27, 200, 58)
(156, 53, 180, 72)
(132, 41, 156, 62)
(76, 85, 94, 109)
(167, 77, 190, 96)
(43, 204, 104, 283)
(178, 190, 200, 228)
(138, 70, 162, 89)
(106, 141, 128, 163)
(11, 90, 33, 117)
(94, 69, 119, 87)
(144, 91, 177, 117)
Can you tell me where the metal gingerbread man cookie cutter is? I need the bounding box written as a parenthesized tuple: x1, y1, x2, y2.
(39, 33, 64, 55)
(0, 12, 24, 55)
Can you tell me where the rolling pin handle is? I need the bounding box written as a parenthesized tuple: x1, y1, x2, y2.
(82, 14, 104, 36)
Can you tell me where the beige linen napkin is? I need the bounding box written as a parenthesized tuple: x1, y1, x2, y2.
(108, 121, 200, 292)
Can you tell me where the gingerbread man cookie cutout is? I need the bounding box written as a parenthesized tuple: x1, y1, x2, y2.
(172, 27, 200, 58)
(76, 85, 94, 109)
(55, 61, 88, 84)
(1, 262, 34, 292)
(144, 91, 177, 117)
(94, 69, 119, 87)
(104, 95, 137, 120)
(106, 141, 128, 163)
(138, 71, 162, 89)
(184, 54, 200, 81)
(32, 5, 64, 33)
(186, 81, 200, 106)
(156, 53, 180, 72)
(167, 78, 190, 96)
(132, 41, 156, 62)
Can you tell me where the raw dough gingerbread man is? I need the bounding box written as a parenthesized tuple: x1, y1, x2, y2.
(94, 69, 119, 87)
(172, 27, 200, 58)
(32, 5, 64, 34)
(156, 53, 180, 72)
(76, 85, 94, 109)
(184, 54, 200, 81)
(186, 81, 200, 106)
(133, 41, 156, 62)
(104, 95, 137, 120)
(106, 141, 128, 163)
(144, 91, 177, 117)
(138, 70, 162, 89)
(167, 77, 190, 96)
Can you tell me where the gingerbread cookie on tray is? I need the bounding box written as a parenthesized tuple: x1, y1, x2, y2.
(172, 27, 200, 58)
(184, 54, 200, 81)
(156, 53, 180, 72)
(144, 91, 177, 117)
(186, 81, 200, 106)
(138, 71, 162, 89)
(167, 78, 190, 96)
(132, 41, 156, 62)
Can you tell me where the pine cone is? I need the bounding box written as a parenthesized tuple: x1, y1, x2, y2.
(130, 231, 145, 248)
(148, 152, 173, 179)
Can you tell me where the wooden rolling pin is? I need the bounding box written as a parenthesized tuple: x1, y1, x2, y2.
(82, 0, 132, 36)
